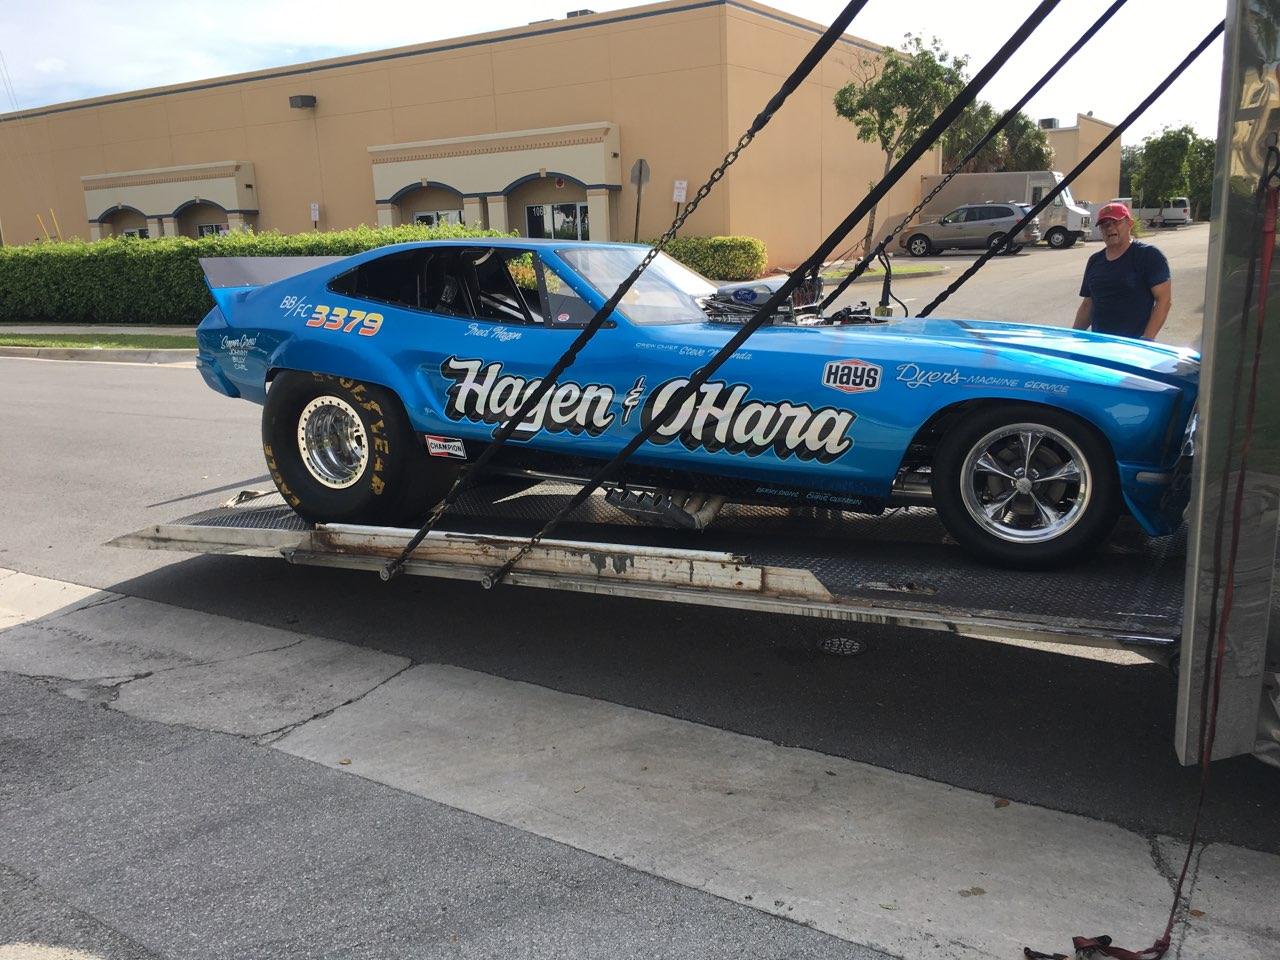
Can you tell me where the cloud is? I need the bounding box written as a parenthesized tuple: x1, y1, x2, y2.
(33, 57, 66, 75)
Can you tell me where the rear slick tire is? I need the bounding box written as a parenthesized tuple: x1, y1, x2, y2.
(930, 404, 1121, 568)
(262, 371, 459, 526)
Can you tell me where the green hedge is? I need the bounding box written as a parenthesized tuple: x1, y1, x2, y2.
(0, 223, 502, 325)
(0, 226, 768, 324)
(661, 235, 767, 282)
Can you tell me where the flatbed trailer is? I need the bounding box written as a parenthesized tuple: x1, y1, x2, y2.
(115, 0, 1278, 766)
(114, 482, 1185, 652)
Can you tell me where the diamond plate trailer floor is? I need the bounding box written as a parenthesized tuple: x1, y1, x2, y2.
(112, 482, 1186, 651)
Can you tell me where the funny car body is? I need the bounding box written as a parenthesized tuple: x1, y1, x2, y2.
(195, 239, 1199, 567)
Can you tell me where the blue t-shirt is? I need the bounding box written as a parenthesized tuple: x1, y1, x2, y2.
(1078, 241, 1171, 338)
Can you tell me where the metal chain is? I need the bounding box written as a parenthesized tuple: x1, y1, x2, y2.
(379, 131, 758, 580)
(381, 0, 871, 581)
(639, 129, 756, 264)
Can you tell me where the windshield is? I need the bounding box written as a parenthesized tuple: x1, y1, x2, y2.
(555, 247, 717, 325)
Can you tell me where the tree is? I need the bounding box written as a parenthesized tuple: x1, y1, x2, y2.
(1133, 125, 1195, 207)
(1119, 144, 1142, 198)
(998, 112, 1054, 171)
(834, 34, 968, 253)
(942, 101, 1006, 172)
(941, 101, 1053, 174)
(1186, 134, 1216, 220)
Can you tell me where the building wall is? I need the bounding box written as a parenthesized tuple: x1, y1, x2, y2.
(1046, 114, 1122, 205)
(0, 0, 937, 266)
(722, 1, 939, 265)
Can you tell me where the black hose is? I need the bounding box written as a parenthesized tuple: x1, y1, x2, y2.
(819, 0, 1130, 313)
(483, 0, 1061, 588)
(918, 21, 1225, 318)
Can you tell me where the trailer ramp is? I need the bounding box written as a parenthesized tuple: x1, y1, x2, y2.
(113, 482, 1186, 651)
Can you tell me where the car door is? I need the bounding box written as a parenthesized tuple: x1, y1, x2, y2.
(986, 205, 1017, 243)
(324, 244, 633, 463)
(956, 206, 991, 247)
(935, 207, 973, 249)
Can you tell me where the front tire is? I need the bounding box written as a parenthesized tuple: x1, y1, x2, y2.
(262, 371, 458, 526)
(1046, 226, 1070, 249)
(930, 404, 1120, 567)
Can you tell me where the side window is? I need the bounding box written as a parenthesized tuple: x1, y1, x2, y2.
(945, 208, 968, 223)
(538, 261, 597, 328)
(464, 249, 546, 324)
(328, 249, 433, 310)
(328, 247, 548, 324)
(1031, 186, 1045, 203)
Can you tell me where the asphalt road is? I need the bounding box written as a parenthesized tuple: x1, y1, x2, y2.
(835, 224, 1209, 348)
(2, 229, 1278, 960)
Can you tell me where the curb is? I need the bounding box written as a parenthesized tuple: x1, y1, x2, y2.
(0, 346, 195, 364)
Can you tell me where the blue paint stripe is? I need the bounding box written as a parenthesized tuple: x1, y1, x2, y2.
(1, 1, 874, 123)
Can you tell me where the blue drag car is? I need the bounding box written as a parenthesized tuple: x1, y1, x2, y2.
(196, 239, 1199, 567)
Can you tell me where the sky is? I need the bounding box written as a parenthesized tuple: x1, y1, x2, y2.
(0, 0, 1226, 144)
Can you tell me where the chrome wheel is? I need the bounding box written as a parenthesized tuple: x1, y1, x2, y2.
(908, 235, 930, 257)
(296, 395, 368, 489)
(959, 422, 1091, 543)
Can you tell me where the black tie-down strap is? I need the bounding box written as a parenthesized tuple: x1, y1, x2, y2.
(379, 0, 873, 582)
(918, 21, 1225, 318)
(480, 0, 1061, 589)
(819, 0, 1130, 313)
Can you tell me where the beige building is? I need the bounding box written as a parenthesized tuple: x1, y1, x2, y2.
(0, 0, 951, 266)
(1043, 113, 1122, 205)
(0, 1, 1117, 264)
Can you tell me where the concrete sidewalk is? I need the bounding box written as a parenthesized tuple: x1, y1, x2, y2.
(0, 347, 193, 364)
(0, 325, 196, 364)
(2, 566, 1277, 960)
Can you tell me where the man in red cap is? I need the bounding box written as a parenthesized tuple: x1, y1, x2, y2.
(1073, 202, 1172, 340)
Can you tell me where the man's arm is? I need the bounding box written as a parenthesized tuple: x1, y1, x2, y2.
(1142, 280, 1172, 340)
(1073, 297, 1093, 331)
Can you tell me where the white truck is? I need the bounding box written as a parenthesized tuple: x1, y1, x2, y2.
(918, 170, 1093, 249)
(1111, 196, 1193, 228)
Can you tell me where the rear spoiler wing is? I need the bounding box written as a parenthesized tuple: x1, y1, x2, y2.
(199, 256, 345, 318)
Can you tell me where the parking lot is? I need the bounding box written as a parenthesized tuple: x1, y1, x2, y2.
(836, 223, 1209, 348)
(2, 220, 1278, 960)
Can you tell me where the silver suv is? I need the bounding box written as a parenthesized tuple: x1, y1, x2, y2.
(899, 203, 1041, 257)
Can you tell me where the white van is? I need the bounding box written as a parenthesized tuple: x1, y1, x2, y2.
(1120, 197, 1193, 227)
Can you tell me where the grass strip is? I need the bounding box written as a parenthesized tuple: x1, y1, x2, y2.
(820, 261, 944, 281)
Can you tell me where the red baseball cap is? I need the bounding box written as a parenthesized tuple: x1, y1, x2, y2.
(1096, 202, 1132, 224)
